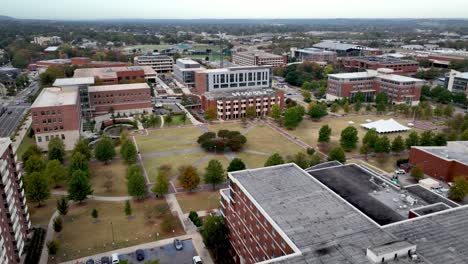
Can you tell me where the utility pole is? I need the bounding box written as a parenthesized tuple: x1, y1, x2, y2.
(110, 221, 115, 243)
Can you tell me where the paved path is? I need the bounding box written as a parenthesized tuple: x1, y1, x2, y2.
(159, 115, 165, 128)
(40, 209, 60, 264)
(244, 149, 270, 156)
(12, 115, 31, 151)
(177, 103, 203, 126)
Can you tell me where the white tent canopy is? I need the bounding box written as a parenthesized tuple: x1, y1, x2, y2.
(361, 119, 410, 133)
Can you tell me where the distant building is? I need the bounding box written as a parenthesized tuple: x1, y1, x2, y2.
(409, 141, 468, 182)
(0, 138, 31, 264)
(173, 59, 205, 87)
(28, 57, 127, 72)
(32, 36, 61, 46)
(74, 66, 157, 85)
(231, 51, 287, 67)
(341, 56, 419, 76)
(291, 47, 337, 63)
(327, 69, 424, 105)
(313, 41, 382, 56)
(444, 70, 468, 97)
(0, 67, 21, 90)
(134, 55, 174, 73)
(31, 88, 81, 150)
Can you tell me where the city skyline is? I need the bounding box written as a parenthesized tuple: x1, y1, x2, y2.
(2, 0, 468, 20)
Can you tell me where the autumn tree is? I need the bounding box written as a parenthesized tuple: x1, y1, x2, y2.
(179, 166, 200, 191)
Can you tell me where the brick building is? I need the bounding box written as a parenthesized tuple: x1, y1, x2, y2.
(0, 138, 31, 264)
(327, 69, 424, 105)
(31, 88, 81, 150)
(231, 51, 287, 67)
(409, 141, 468, 183)
(88, 83, 153, 116)
(341, 56, 419, 76)
(221, 163, 468, 264)
(73, 66, 157, 85)
(28, 57, 127, 72)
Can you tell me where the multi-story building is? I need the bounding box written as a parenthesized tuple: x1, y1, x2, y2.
(31, 88, 81, 150)
(327, 69, 424, 105)
(313, 41, 382, 56)
(231, 51, 287, 67)
(444, 70, 468, 97)
(291, 47, 337, 63)
(173, 59, 205, 87)
(88, 83, 153, 116)
(134, 55, 174, 73)
(32, 36, 61, 46)
(221, 162, 468, 264)
(73, 66, 157, 85)
(409, 141, 468, 183)
(341, 56, 419, 76)
(0, 138, 31, 264)
(28, 57, 127, 72)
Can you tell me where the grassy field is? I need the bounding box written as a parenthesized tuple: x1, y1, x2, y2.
(176, 191, 221, 213)
(122, 44, 172, 52)
(51, 199, 183, 263)
(143, 151, 207, 181)
(135, 127, 201, 154)
(208, 122, 246, 132)
(28, 195, 64, 228)
(243, 125, 303, 156)
(90, 160, 129, 196)
(16, 135, 36, 161)
(164, 115, 190, 127)
(195, 154, 231, 173)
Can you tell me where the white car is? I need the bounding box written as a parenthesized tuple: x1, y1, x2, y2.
(394, 169, 406, 175)
(111, 253, 119, 264)
(192, 256, 203, 264)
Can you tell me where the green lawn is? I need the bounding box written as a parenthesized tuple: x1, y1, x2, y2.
(176, 191, 221, 213)
(236, 152, 268, 169)
(28, 195, 64, 228)
(208, 122, 246, 132)
(16, 135, 36, 161)
(164, 114, 190, 127)
(243, 125, 303, 156)
(90, 160, 129, 196)
(50, 199, 183, 263)
(143, 151, 208, 182)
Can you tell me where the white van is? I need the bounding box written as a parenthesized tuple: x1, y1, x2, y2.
(111, 253, 119, 264)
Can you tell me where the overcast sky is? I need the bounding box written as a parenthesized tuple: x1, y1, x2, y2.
(2, 0, 468, 20)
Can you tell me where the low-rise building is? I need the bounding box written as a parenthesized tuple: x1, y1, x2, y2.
(88, 83, 153, 116)
(0, 138, 30, 264)
(444, 70, 468, 97)
(231, 51, 287, 67)
(134, 55, 174, 73)
(28, 57, 127, 72)
(409, 141, 468, 183)
(31, 88, 81, 150)
(313, 41, 382, 56)
(74, 66, 157, 85)
(291, 47, 337, 63)
(173, 58, 205, 87)
(32, 36, 61, 46)
(341, 56, 419, 76)
(327, 69, 424, 105)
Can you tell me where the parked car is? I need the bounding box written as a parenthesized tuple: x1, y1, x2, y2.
(101, 256, 110, 264)
(112, 253, 119, 264)
(192, 256, 203, 264)
(85, 259, 95, 264)
(173, 238, 183, 250)
(448, 182, 454, 187)
(394, 169, 406, 175)
(135, 249, 145, 261)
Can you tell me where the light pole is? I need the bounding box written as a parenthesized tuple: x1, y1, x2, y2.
(110, 221, 115, 243)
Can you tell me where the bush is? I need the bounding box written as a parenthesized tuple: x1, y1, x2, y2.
(396, 158, 409, 167)
(25, 228, 46, 264)
(197, 130, 247, 152)
(47, 240, 59, 255)
(306, 148, 315, 155)
(188, 211, 203, 227)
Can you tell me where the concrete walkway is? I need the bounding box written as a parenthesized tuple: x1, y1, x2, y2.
(12, 115, 31, 151)
(176, 103, 203, 126)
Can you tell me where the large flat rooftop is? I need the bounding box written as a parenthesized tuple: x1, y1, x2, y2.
(74, 66, 156, 79)
(53, 77, 95, 87)
(413, 141, 468, 165)
(351, 56, 418, 64)
(88, 83, 150, 92)
(31, 87, 78, 108)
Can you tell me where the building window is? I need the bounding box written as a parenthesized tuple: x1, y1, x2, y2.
(61, 134, 65, 140)
(33, 112, 37, 116)
(45, 136, 49, 141)
(37, 136, 42, 142)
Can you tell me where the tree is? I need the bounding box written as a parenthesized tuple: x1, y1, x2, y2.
(391, 136, 405, 154)
(179, 166, 200, 191)
(420, 131, 434, 146)
(270, 104, 281, 120)
(342, 101, 350, 113)
(375, 92, 388, 113)
(72, 138, 92, 161)
(360, 144, 370, 160)
(405, 131, 420, 149)
(120, 139, 137, 164)
(444, 105, 455, 118)
(68, 152, 90, 177)
(290, 152, 310, 169)
(68, 170, 93, 203)
(91, 208, 98, 220)
(95, 135, 116, 164)
(125, 200, 132, 217)
(227, 158, 246, 172)
(410, 166, 424, 181)
(24, 155, 46, 174)
(57, 197, 68, 216)
(22, 145, 42, 163)
(330, 102, 339, 113)
(283, 106, 304, 129)
(308, 103, 328, 120)
(204, 160, 225, 190)
(301, 89, 312, 102)
(45, 160, 67, 188)
(363, 129, 379, 149)
(47, 240, 59, 255)
(265, 153, 285, 167)
(48, 137, 65, 163)
(53, 217, 63, 233)
(127, 164, 147, 199)
(201, 215, 230, 262)
(340, 126, 359, 151)
(448, 176, 468, 202)
(461, 129, 468, 140)
(433, 133, 447, 146)
(245, 106, 256, 120)
(318, 125, 331, 144)
(374, 136, 391, 154)
(328, 147, 346, 163)
(25, 172, 50, 207)
(152, 170, 169, 197)
(204, 106, 217, 121)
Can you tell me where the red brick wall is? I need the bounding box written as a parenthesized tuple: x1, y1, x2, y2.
(116, 69, 145, 81)
(89, 88, 152, 115)
(409, 148, 468, 182)
(194, 72, 207, 95)
(32, 104, 81, 135)
(70, 57, 92, 65)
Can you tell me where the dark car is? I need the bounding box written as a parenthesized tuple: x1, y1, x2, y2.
(101, 256, 111, 264)
(85, 259, 95, 264)
(173, 238, 183, 250)
(136, 249, 145, 261)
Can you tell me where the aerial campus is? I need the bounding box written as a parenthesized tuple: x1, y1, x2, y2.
(0, 2, 468, 264)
